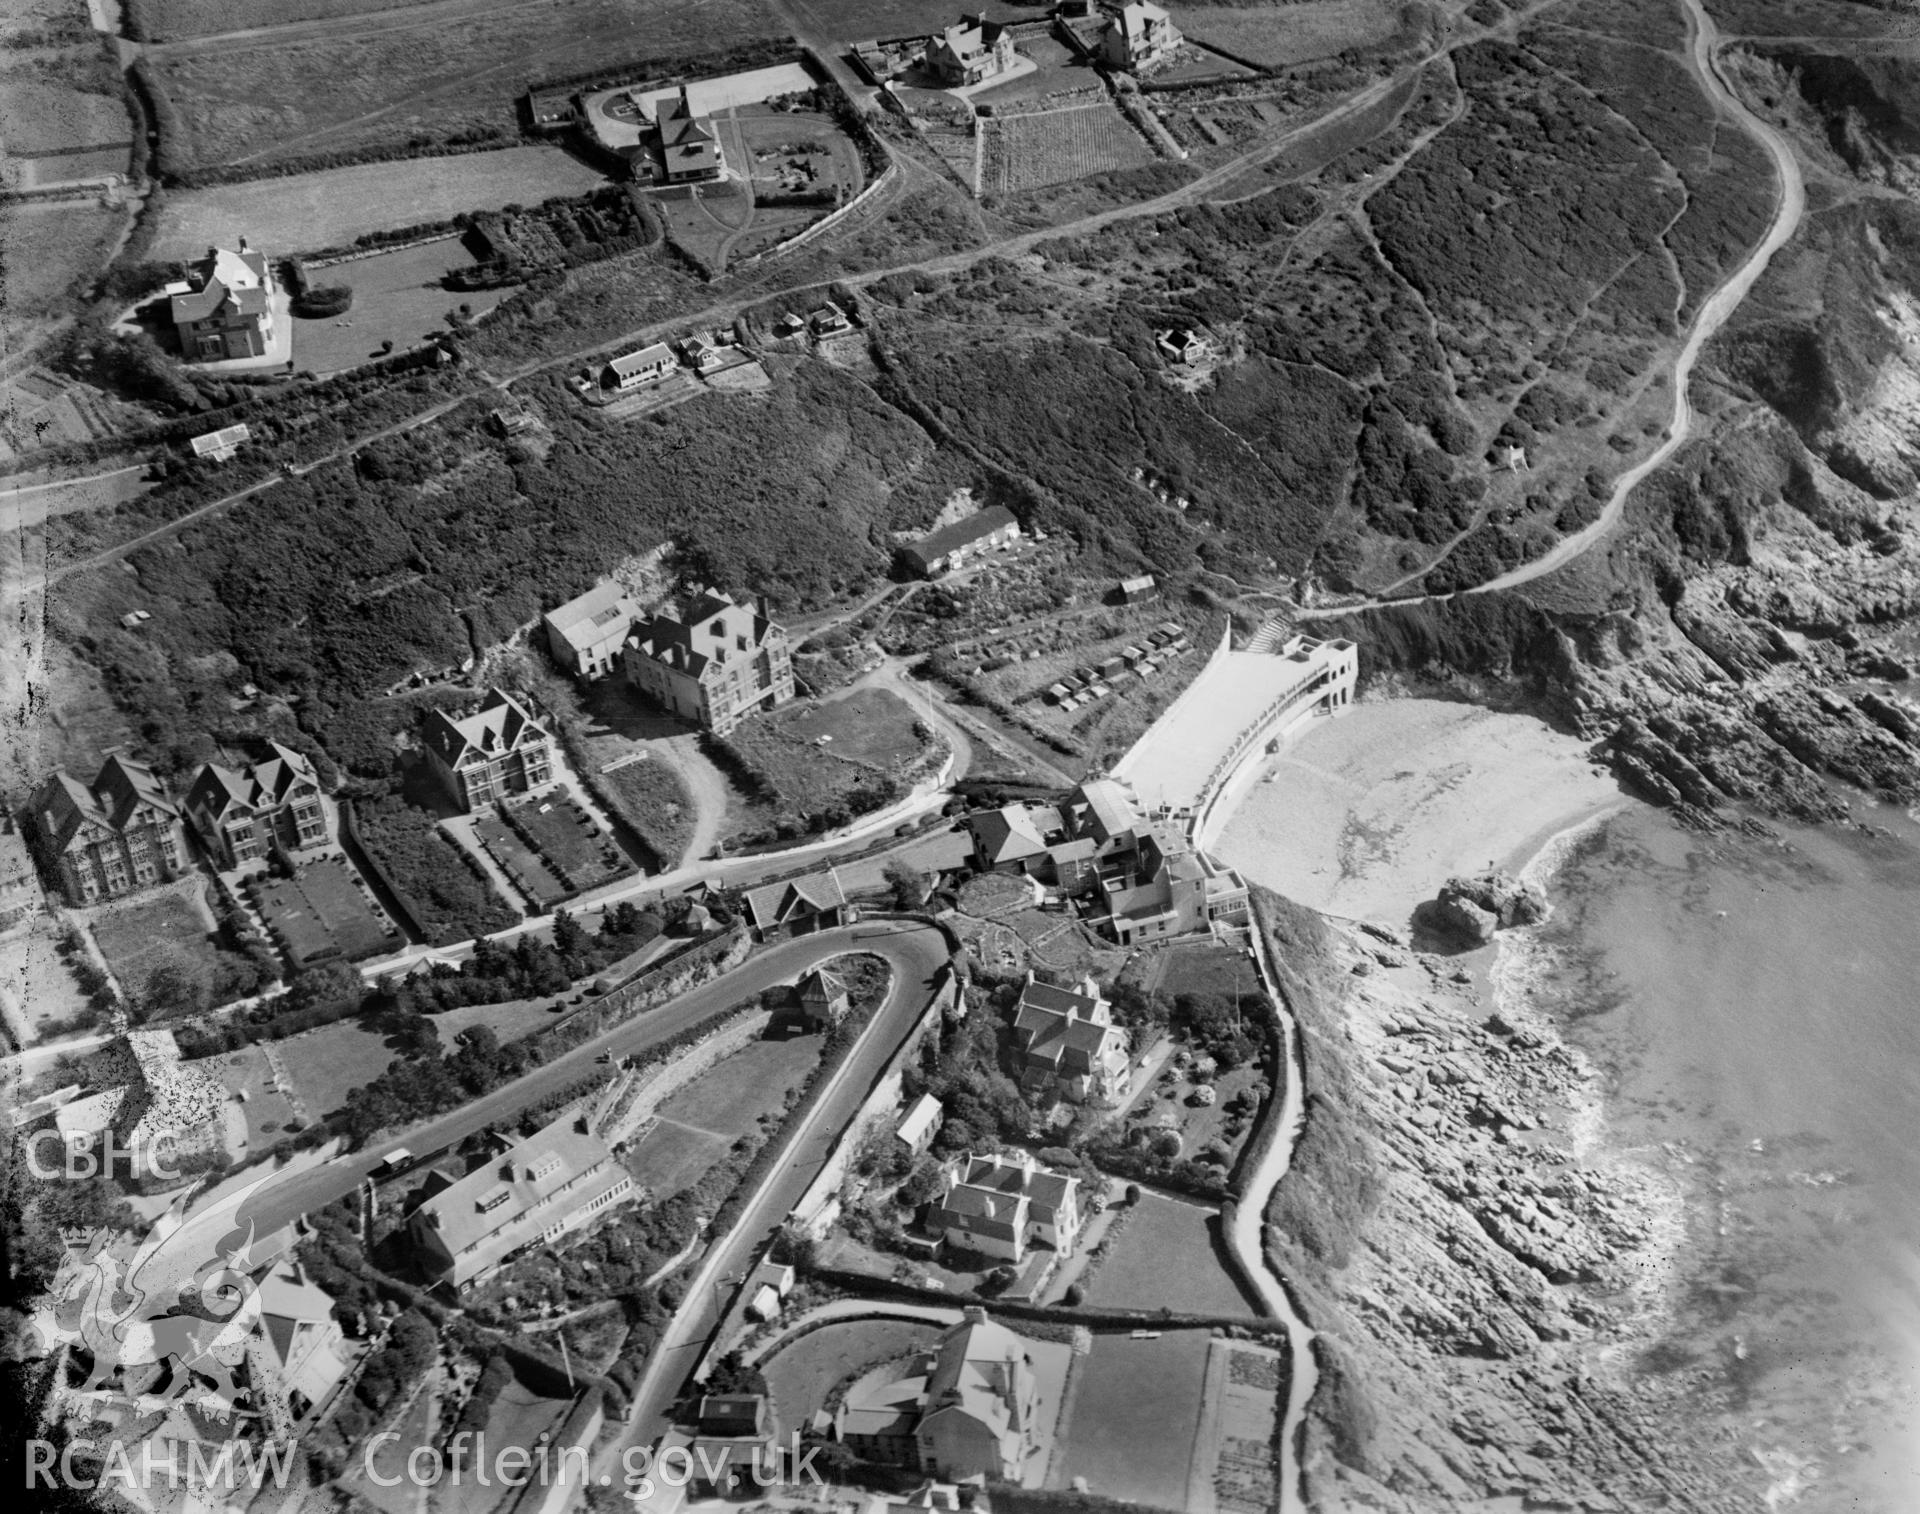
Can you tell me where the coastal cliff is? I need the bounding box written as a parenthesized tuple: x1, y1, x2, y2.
(1253, 889, 1754, 1512)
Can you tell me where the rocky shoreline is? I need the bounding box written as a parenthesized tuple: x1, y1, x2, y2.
(1256, 875, 1760, 1512)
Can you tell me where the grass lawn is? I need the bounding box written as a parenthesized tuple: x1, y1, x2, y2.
(143, 0, 447, 39)
(724, 686, 937, 832)
(270, 1015, 398, 1117)
(202, 1044, 301, 1146)
(289, 238, 519, 377)
(598, 757, 694, 870)
(474, 812, 570, 909)
(355, 1382, 435, 1514)
(1084, 1194, 1255, 1317)
(87, 883, 245, 1013)
(1056, 1330, 1211, 1508)
(506, 795, 629, 891)
(780, 687, 933, 769)
(761, 1318, 942, 1431)
(145, 150, 606, 260)
(627, 1031, 821, 1196)
(297, 857, 402, 958)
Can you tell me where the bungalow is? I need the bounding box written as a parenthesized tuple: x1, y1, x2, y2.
(744, 868, 847, 938)
(810, 302, 852, 336)
(420, 689, 555, 813)
(926, 16, 1018, 86)
(1101, 0, 1182, 70)
(170, 242, 273, 362)
(679, 333, 724, 371)
(602, 343, 676, 391)
(1155, 326, 1210, 364)
(544, 581, 643, 680)
(901, 505, 1021, 578)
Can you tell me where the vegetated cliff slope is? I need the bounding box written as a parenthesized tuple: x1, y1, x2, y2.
(1252, 889, 1752, 1511)
(1324, 193, 1920, 827)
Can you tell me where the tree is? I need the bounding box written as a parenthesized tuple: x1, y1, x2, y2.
(551, 908, 585, 958)
(883, 860, 928, 912)
(286, 960, 363, 1015)
(140, 960, 202, 1023)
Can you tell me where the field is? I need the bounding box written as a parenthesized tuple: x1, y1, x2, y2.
(597, 757, 694, 870)
(506, 795, 630, 891)
(981, 102, 1155, 197)
(722, 686, 935, 836)
(780, 686, 933, 769)
(142, 0, 782, 169)
(0, 79, 131, 156)
(1084, 1193, 1256, 1317)
(1055, 1330, 1211, 1508)
(2, 200, 130, 317)
(143, 148, 608, 262)
(137, 0, 447, 40)
(7, 147, 133, 187)
(623, 1031, 820, 1196)
(289, 238, 519, 377)
(1177, 0, 1401, 69)
(761, 1317, 943, 1432)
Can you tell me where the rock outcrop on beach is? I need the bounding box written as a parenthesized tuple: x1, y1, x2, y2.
(1253, 891, 1756, 1512)
(1426, 870, 1548, 944)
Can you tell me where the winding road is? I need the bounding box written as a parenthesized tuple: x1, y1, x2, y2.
(1300, 0, 1806, 620)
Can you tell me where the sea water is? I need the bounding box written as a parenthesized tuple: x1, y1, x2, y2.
(1517, 804, 1920, 1509)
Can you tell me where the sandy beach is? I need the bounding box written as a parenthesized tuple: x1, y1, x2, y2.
(1211, 696, 1629, 925)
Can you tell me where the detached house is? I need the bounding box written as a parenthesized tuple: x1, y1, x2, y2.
(656, 86, 725, 183)
(1101, 1, 1182, 70)
(170, 242, 274, 362)
(254, 1258, 350, 1423)
(917, 1311, 1047, 1482)
(622, 590, 795, 735)
(927, 1151, 1080, 1264)
(184, 743, 329, 871)
(408, 1109, 635, 1293)
(421, 690, 555, 814)
(1010, 974, 1130, 1105)
(31, 755, 186, 907)
(926, 16, 1018, 86)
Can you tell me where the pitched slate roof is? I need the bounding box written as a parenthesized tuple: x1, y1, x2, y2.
(798, 966, 847, 1004)
(628, 592, 785, 686)
(659, 87, 722, 174)
(190, 743, 318, 822)
(36, 756, 179, 854)
(744, 869, 846, 931)
(905, 506, 1018, 569)
(607, 342, 675, 381)
(1071, 779, 1139, 844)
(170, 246, 270, 325)
(922, 1315, 1036, 1445)
(422, 690, 548, 769)
(968, 803, 1056, 866)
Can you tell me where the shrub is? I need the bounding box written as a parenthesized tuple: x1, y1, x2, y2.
(294, 285, 353, 319)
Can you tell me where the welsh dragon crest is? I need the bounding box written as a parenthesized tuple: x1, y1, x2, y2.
(25, 1177, 276, 1426)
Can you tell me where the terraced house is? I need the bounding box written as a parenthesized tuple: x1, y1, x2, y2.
(421, 689, 556, 813)
(184, 743, 329, 871)
(622, 590, 795, 734)
(30, 755, 186, 907)
(407, 1110, 635, 1292)
(169, 242, 273, 362)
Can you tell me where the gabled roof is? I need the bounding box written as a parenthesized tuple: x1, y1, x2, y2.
(744, 869, 846, 931)
(896, 1092, 943, 1147)
(627, 591, 786, 686)
(189, 743, 319, 822)
(422, 690, 548, 770)
(1115, 0, 1172, 42)
(607, 342, 675, 379)
(1071, 779, 1139, 844)
(922, 1316, 1035, 1445)
(170, 246, 270, 326)
(968, 802, 1057, 866)
(35, 756, 179, 854)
